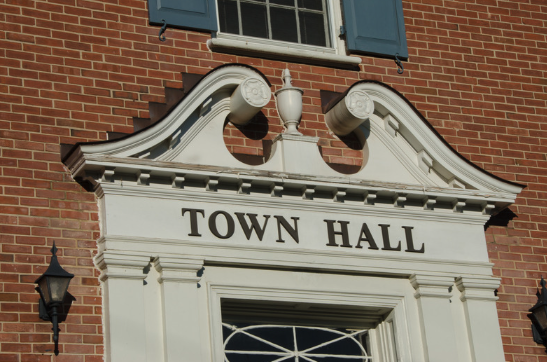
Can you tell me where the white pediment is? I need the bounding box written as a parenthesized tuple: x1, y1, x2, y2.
(68, 66, 521, 362)
(64, 64, 522, 215)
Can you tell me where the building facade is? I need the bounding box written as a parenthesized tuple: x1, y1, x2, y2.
(0, 0, 546, 361)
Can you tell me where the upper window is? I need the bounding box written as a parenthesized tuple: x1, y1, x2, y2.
(217, 0, 332, 48)
(147, 0, 408, 66)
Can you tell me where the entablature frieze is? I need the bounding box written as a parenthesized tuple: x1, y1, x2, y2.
(95, 236, 497, 280)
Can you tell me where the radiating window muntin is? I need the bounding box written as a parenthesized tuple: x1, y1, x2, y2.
(217, 0, 332, 48)
(223, 323, 372, 362)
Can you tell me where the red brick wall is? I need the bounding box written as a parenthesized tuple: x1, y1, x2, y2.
(0, 0, 546, 361)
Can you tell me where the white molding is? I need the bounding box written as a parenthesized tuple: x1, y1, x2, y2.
(63, 66, 522, 216)
(94, 182, 502, 224)
(62, 64, 523, 362)
(383, 114, 400, 137)
(96, 251, 151, 362)
(80, 157, 518, 217)
(358, 83, 523, 195)
(98, 235, 496, 278)
(94, 251, 150, 282)
(363, 114, 435, 187)
(206, 268, 416, 362)
(97, 189, 491, 226)
(417, 150, 433, 174)
(410, 274, 454, 299)
(209, 0, 360, 68)
(208, 38, 361, 68)
(153, 256, 204, 284)
(455, 276, 500, 302)
(64, 67, 269, 162)
(455, 276, 505, 361)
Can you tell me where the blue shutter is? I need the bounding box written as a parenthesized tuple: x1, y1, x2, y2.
(342, 0, 408, 60)
(149, 0, 218, 32)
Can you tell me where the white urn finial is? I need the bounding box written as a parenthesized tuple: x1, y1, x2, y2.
(275, 68, 303, 136)
(283, 68, 293, 87)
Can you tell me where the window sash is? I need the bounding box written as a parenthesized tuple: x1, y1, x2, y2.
(222, 323, 373, 361)
(218, 0, 332, 48)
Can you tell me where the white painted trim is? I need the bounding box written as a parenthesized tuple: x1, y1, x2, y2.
(208, 38, 361, 67)
(206, 269, 416, 362)
(96, 236, 497, 278)
(214, 33, 338, 54)
(355, 83, 523, 195)
(95, 184, 494, 224)
(68, 66, 268, 159)
(77, 157, 518, 212)
(62, 64, 521, 362)
(210, 0, 358, 67)
(64, 65, 522, 212)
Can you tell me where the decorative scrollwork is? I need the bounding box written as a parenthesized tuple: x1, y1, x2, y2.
(241, 78, 270, 107)
(346, 91, 374, 119)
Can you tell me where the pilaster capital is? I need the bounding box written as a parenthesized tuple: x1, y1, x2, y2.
(455, 276, 500, 302)
(153, 256, 204, 284)
(94, 251, 151, 282)
(410, 274, 454, 299)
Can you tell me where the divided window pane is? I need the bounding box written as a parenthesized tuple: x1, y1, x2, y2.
(217, 0, 330, 47)
(223, 323, 372, 362)
(220, 299, 397, 362)
(298, 0, 323, 10)
(271, 7, 298, 43)
(218, 0, 240, 34)
(299, 10, 326, 46)
(240, 2, 269, 38)
(271, 0, 294, 5)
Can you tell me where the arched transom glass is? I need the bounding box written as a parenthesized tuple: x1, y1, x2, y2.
(223, 323, 372, 362)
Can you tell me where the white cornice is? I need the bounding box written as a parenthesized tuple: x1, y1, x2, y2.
(98, 235, 496, 278)
(75, 66, 268, 158)
(76, 154, 517, 218)
(357, 83, 523, 196)
(62, 65, 522, 217)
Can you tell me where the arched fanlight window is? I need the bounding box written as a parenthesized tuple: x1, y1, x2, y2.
(223, 323, 371, 362)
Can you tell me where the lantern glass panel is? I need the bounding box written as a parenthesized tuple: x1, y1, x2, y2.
(48, 277, 71, 304)
(38, 277, 51, 305)
(533, 305, 547, 331)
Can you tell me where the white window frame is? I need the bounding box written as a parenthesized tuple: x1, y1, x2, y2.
(205, 267, 416, 362)
(208, 0, 361, 67)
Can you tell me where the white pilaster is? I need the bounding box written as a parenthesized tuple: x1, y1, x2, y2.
(456, 277, 505, 362)
(96, 252, 151, 362)
(410, 274, 460, 362)
(154, 256, 205, 362)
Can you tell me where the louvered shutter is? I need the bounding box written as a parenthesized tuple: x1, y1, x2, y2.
(149, 0, 218, 32)
(342, 0, 408, 60)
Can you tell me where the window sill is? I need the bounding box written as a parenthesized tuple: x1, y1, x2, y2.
(207, 38, 361, 70)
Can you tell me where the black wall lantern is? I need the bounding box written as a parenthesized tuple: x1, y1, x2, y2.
(35, 242, 74, 356)
(528, 276, 547, 353)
